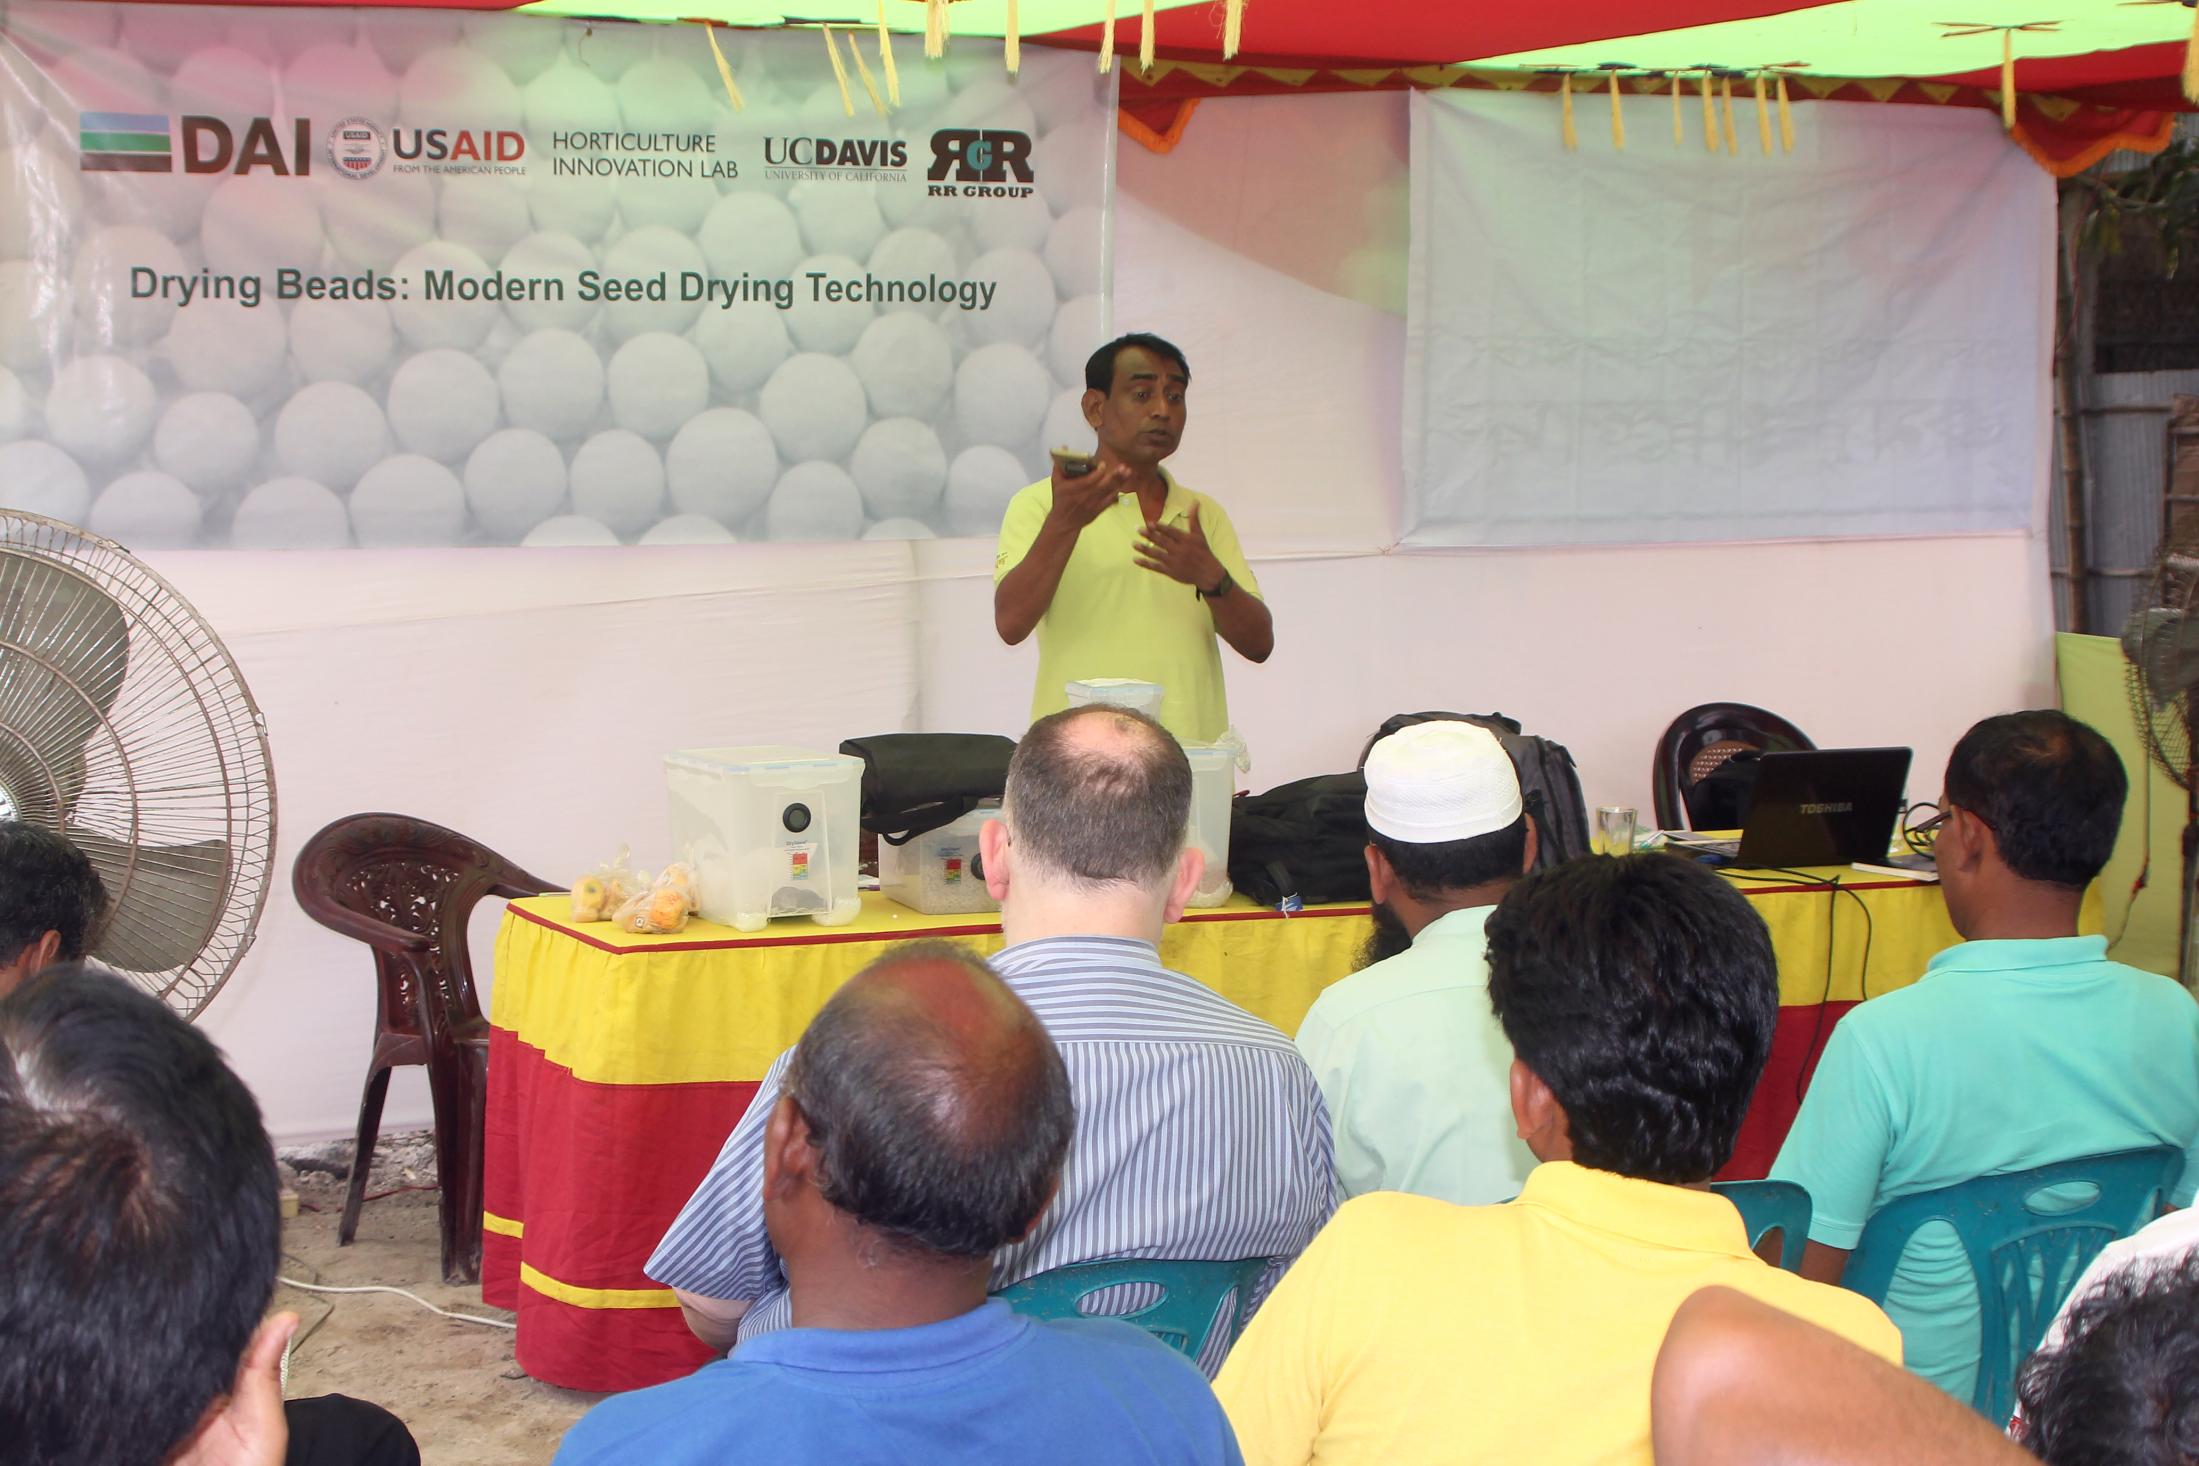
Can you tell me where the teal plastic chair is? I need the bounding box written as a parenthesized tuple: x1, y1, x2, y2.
(994, 1256, 1271, 1363)
(1712, 1179, 1813, 1273)
(1842, 1146, 2185, 1425)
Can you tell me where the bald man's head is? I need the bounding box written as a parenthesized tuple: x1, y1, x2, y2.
(782, 942, 1073, 1259)
(1005, 705, 1192, 889)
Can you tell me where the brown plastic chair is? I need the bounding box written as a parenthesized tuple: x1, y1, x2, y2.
(292, 814, 555, 1284)
(1651, 703, 1816, 831)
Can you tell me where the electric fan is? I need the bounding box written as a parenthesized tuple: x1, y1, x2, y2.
(0, 512, 275, 1018)
(2122, 518, 2199, 985)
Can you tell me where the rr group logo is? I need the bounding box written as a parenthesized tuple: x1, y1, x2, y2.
(78, 111, 172, 173)
(327, 118, 387, 180)
(926, 129, 1035, 198)
(762, 135, 908, 183)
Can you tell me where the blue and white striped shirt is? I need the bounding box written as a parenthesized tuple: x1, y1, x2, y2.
(646, 935, 1338, 1366)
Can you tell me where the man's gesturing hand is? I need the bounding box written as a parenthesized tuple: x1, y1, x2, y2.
(173, 1312, 298, 1466)
(1135, 504, 1225, 591)
(1044, 458, 1131, 532)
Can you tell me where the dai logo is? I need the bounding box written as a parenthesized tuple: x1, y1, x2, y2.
(927, 128, 1035, 197)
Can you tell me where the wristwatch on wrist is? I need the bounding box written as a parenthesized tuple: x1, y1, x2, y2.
(1199, 570, 1234, 600)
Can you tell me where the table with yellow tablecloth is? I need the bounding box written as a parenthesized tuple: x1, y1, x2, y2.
(484, 868, 1988, 1391)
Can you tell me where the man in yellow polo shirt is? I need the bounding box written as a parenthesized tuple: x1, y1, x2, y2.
(992, 334, 1270, 745)
(1215, 855, 1900, 1466)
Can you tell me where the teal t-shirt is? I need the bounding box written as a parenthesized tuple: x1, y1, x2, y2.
(1769, 935, 2199, 1401)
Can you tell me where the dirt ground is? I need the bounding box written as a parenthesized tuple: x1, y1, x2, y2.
(277, 1132, 604, 1466)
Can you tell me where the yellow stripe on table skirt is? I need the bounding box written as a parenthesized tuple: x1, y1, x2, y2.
(519, 1262, 683, 1311)
(482, 1210, 523, 1238)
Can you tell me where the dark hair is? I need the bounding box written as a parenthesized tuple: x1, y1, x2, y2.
(2017, 1254, 2199, 1465)
(1372, 815, 1529, 899)
(1944, 711, 2126, 890)
(784, 942, 1073, 1259)
(0, 823, 107, 963)
(1085, 333, 1191, 394)
(1006, 705, 1191, 888)
(1485, 855, 1777, 1184)
(0, 966, 280, 1466)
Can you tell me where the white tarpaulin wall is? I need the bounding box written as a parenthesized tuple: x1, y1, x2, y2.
(1404, 91, 2051, 547)
(0, 3, 1114, 548)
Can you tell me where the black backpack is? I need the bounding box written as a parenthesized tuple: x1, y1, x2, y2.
(1226, 772, 1372, 908)
(838, 734, 1016, 844)
(1358, 711, 1592, 871)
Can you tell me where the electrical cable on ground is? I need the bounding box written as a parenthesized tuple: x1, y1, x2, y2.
(276, 1277, 517, 1331)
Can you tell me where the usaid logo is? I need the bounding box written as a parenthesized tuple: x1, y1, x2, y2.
(926, 128, 1035, 197)
(327, 117, 386, 180)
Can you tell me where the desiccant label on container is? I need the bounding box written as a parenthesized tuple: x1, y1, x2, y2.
(787, 842, 816, 881)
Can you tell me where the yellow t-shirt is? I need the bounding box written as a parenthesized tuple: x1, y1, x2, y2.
(993, 472, 1260, 744)
(1214, 1163, 1902, 1466)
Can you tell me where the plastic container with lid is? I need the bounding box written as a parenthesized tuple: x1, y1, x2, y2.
(1065, 678, 1164, 721)
(665, 745, 862, 932)
(879, 804, 1000, 915)
(1182, 741, 1235, 908)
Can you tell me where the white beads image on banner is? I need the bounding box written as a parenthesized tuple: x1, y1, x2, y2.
(760, 354, 866, 464)
(852, 312, 953, 419)
(170, 46, 276, 120)
(570, 428, 668, 534)
(118, 7, 210, 66)
(0, 441, 90, 525)
(320, 170, 434, 271)
(90, 471, 200, 549)
(0, 369, 26, 442)
(851, 418, 947, 521)
(223, 9, 359, 66)
(1041, 388, 1095, 461)
(944, 444, 1029, 536)
(522, 514, 619, 547)
(951, 78, 1040, 140)
(607, 333, 708, 440)
(786, 253, 874, 355)
(970, 195, 1052, 255)
(386, 349, 500, 461)
(1034, 119, 1107, 215)
(463, 13, 566, 83)
(767, 461, 864, 542)
(0, 260, 70, 373)
(391, 241, 498, 350)
(290, 297, 396, 386)
(863, 518, 936, 541)
(499, 329, 605, 438)
(876, 154, 955, 230)
(1045, 207, 1104, 299)
(617, 172, 716, 234)
(0, 141, 85, 257)
(465, 427, 569, 539)
(571, 22, 658, 80)
(665, 408, 778, 524)
(616, 58, 710, 133)
(968, 249, 1057, 348)
(285, 44, 398, 125)
(46, 356, 156, 471)
(202, 175, 320, 277)
(232, 476, 351, 549)
(0, 47, 45, 149)
(275, 382, 390, 490)
(868, 228, 957, 309)
(954, 343, 1050, 450)
(166, 299, 290, 399)
(42, 47, 160, 125)
(73, 226, 185, 346)
(1048, 293, 1104, 387)
(791, 183, 886, 262)
(154, 393, 259, 495)
(888, 63, 952, 119)
(439, 178, 534, 262)
(601, 227, 706, 339)
(499, 232, 597, 330)
(699, 193, 804, 281)
(351, 454, 466, 546)
(364, 13, 465, 73)
(523, 63, 620, 136)
(400, 46, 522, 128)
(640, 513, 737, 545)
(692, 302, 792, 397)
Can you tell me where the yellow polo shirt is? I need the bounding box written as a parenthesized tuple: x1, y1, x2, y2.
(993, 472, 1260, 744)
(1214, 1163, 1902, 1466)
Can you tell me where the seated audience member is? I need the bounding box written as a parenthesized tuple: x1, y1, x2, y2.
(556, 943, 1242, 1466)
(649, 706, 1335, 1373)
(1295, 721, 1536, 1203)
(0, 966, 420, 1466)
(2016, 1253, 2199, 1464)
(1214, 856, 1898, 1466)
(1770, 710, 2199, 1401)
(0, 821, 105, 997)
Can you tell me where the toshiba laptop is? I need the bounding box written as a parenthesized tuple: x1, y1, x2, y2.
(1664, 747, 1913, 869)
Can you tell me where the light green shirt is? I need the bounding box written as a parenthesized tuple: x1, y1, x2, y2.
(1770, 934, 2199, 1401)
(1294, 906, 1533, 1206)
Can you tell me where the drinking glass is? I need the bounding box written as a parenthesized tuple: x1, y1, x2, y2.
(1595, 806, 1639, 856)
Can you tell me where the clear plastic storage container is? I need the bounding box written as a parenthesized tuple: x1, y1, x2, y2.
(879, 805, 1000, 915)
(1065, 678, 1165, 720)
(665, 746, 862, 933)
(1182, 741, 1236, 907)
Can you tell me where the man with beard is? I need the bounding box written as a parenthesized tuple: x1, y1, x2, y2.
(1294, 721, 1536, 1204)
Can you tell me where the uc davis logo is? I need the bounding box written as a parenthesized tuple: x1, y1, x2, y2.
(926, 128, 1035, 198)
(79, 112, 173, 173)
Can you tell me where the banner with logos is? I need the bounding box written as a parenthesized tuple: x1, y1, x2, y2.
(0, 3, 1115, 548)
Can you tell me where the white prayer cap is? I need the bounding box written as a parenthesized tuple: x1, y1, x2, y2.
(1364, 721, 1524, 844)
